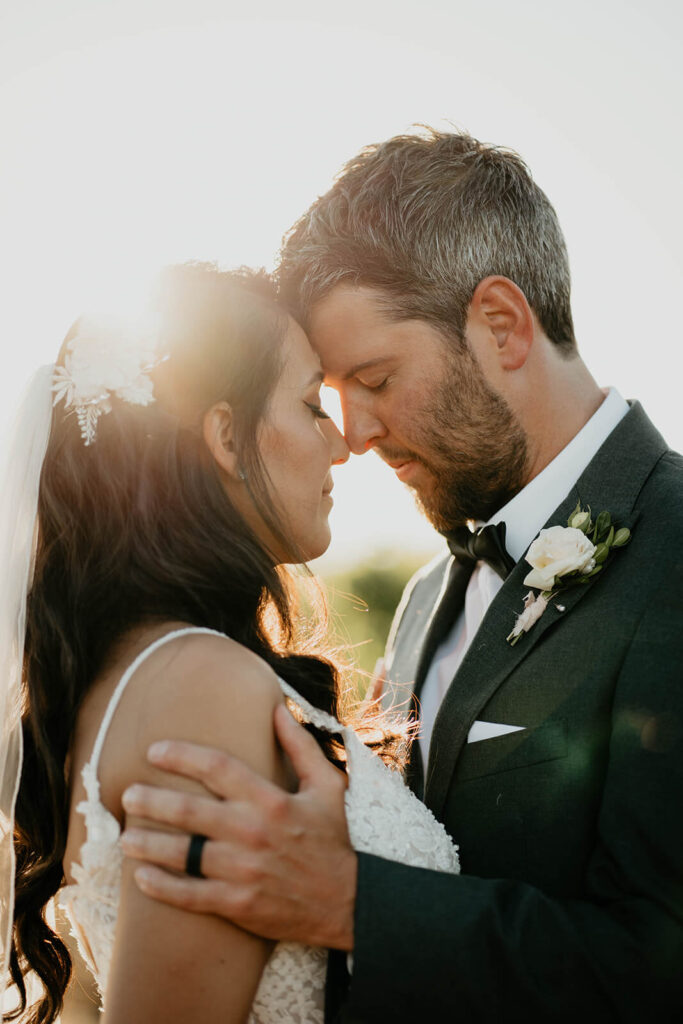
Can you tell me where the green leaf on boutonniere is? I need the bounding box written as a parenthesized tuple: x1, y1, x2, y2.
(593, 510, 611, 543)
(594, 543, 610, 565)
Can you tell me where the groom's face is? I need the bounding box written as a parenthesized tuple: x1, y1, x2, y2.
(308, 285, 528, 529)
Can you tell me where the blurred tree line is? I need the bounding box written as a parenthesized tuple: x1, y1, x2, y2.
(320, 549, 431, 694)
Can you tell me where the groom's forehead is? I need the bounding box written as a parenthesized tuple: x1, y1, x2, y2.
(308, 285, 446, 380)
(307, 286, 399, 366)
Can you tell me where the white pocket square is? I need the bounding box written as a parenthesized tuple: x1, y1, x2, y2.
(467, 721, 526, 743)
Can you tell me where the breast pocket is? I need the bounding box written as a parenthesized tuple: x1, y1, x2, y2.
(455, 719, 568, 783)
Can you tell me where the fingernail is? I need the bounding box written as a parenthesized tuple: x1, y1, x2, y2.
(148, 741, 169, 762)
(121, 785, 141, 810)
(135, 867, 154, 889)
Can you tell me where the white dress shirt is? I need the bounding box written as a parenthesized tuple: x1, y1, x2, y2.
(417, 388, 630, 765)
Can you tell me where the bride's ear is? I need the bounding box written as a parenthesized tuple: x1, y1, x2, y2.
(202, 402, 241, 481)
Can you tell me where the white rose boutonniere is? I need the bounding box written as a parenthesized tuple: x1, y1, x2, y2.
(523, 525, 597, 591)
(507, 503, 631, 646)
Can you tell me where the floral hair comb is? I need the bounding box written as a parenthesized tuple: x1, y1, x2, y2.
(52, 313, 165, 445)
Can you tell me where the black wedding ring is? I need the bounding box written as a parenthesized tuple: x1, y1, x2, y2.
(186, 833, 208, 878)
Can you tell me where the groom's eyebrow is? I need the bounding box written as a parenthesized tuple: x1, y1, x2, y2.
(342, 358, 386, 380)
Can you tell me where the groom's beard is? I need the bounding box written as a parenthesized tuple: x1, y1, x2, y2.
(380, 348, 529, 532)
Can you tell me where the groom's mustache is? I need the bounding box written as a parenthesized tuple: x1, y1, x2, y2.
(374, 446, 419, 466)
(375, 447, 431, 475)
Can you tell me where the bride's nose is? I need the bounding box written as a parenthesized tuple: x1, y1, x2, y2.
(326, 420, 350, 466)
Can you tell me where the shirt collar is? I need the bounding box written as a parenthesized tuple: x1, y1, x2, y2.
(489, 388, 630, 563)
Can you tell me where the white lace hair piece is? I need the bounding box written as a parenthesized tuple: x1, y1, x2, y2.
(52, 312, 164, 445)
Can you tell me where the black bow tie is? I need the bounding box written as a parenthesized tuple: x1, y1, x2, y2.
(446, 522, 516, 581)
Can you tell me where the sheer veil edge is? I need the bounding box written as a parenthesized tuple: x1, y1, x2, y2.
(0, 365, 54, 1020)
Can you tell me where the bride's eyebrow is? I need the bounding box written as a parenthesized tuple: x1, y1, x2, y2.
(304, 370, 325, 387)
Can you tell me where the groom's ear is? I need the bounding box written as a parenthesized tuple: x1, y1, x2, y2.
(203, 402, 240, 480)
(466, 276, 534, 372)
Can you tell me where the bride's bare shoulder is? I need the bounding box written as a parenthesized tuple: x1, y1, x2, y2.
(143, 628, 283, 706)
(95, 626, 287, 816)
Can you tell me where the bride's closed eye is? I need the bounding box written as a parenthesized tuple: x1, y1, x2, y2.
(304, 401, 331, 421)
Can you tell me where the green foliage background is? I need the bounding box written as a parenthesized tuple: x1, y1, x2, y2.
(320, 549, 434, 695)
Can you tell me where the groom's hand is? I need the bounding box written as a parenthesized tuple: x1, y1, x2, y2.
(120, 704, 357, 951)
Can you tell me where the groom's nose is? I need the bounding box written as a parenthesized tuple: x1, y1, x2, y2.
(341, 397, 388, 455)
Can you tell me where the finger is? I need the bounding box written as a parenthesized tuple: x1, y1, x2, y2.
(133, 865, 246, 921)
(121, 827, 189, 872)
(123, 829, 267, 886)
(273, 704, 337, 790)
(122, 785, 230, 837)
(146, 740, 283, 805)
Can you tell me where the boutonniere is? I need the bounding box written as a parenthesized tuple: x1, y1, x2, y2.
(507, 503, 631, 646)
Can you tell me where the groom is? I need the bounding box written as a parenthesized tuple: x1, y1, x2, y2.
(122, 130, 683, 1021)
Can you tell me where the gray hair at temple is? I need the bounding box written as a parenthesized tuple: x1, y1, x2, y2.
(278, 127, 577, 355)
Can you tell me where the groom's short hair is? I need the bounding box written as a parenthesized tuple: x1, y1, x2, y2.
(279, 128, 576, 353)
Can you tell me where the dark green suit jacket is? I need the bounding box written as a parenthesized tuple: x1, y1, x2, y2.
(332, 403, 683, 1022)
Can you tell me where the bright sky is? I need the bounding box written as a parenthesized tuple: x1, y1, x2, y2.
(1, 0, 681, 570)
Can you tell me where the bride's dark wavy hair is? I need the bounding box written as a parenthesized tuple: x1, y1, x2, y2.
(8, 263, 368, 1024)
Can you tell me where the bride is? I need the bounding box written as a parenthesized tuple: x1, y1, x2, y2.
(3, 263, 459, 1023)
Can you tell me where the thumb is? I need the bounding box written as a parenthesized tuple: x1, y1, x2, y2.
(274, 702, 330, 788)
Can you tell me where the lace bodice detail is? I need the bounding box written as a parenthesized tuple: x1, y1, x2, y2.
(59, 628, 460, 1021)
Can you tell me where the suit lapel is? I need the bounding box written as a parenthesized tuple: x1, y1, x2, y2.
(423, 401, 666, 819)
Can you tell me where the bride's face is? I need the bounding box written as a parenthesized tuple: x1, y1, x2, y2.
(247, 319, 349, 562)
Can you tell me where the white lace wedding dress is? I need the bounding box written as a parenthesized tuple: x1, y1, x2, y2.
(59, 628, 460, 1021)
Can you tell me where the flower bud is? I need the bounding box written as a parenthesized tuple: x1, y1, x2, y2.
(570, 511, 591, 532)
(612, 527, 631, 547)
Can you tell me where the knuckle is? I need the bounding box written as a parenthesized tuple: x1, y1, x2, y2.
(216, 884, 236, 918)
(242, 820, 269, 850)
(233, 886, 258, 917)
(239, 858, 265, 886)
(265, 789, 289, 822)
(204, 749, 232, 780)
(184, 886, 206, 913)
(174, 792, 196, 820)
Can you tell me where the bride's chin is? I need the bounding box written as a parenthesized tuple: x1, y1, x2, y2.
(301, 524, 332, 564)
(275, 526, 332, 566)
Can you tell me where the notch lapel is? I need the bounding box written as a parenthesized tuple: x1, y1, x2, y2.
(423, 401, 665, 819)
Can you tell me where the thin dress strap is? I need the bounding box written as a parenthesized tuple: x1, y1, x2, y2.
(277, 678, 347, 736)
(87, 626, 226, 777)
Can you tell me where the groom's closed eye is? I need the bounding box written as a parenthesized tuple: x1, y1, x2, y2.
(360, 378, 390, 392)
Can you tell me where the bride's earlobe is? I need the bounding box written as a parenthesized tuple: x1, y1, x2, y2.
(202, 402, 241, 480)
